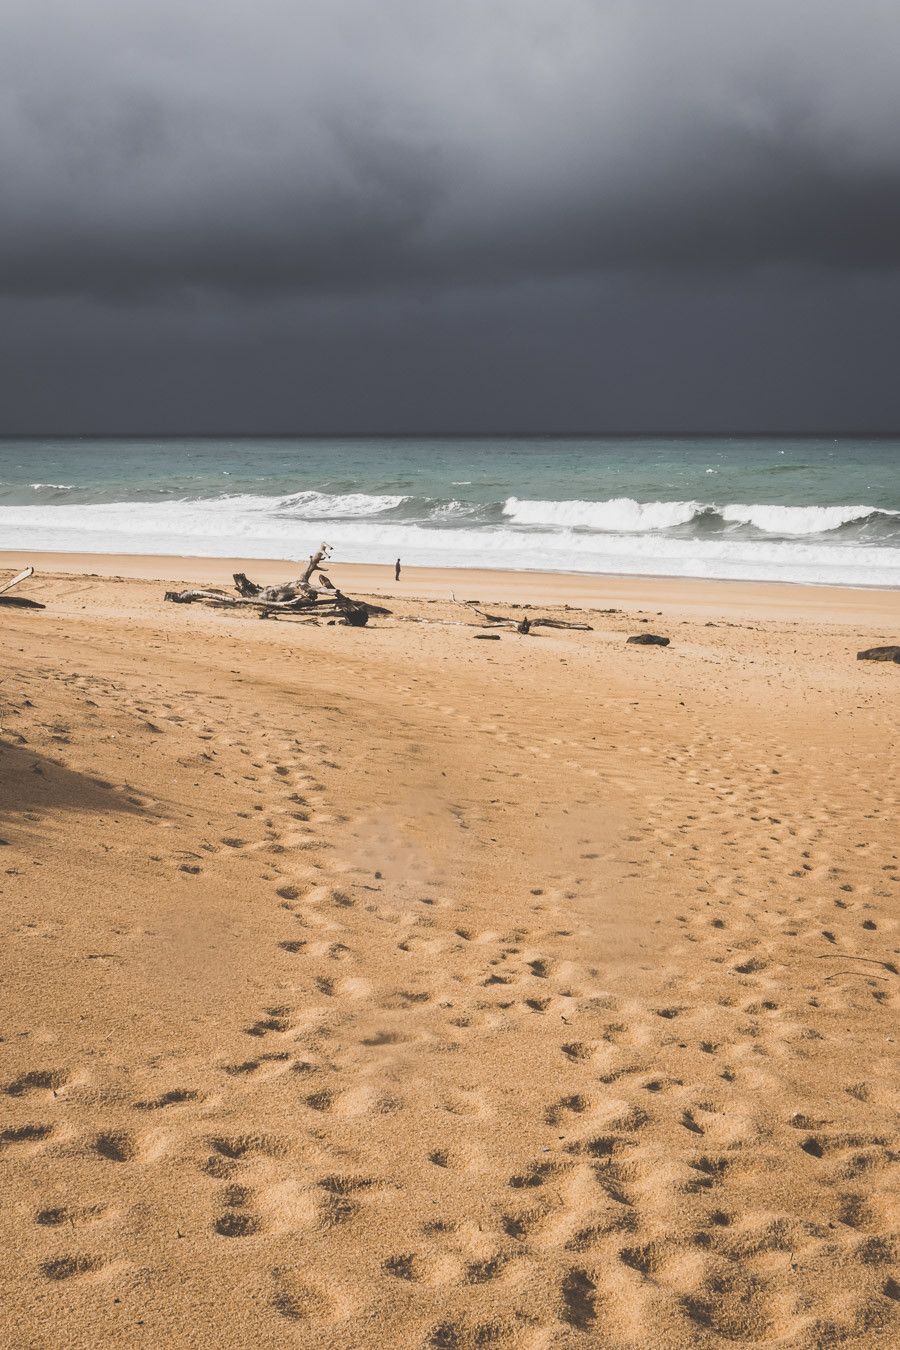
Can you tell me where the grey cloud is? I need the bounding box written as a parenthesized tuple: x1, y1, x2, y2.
(2, 0, 900, 300)
(2, 267, 899, 433)
(2, 1, 899, 434)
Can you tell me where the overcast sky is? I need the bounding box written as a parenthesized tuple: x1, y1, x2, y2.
(2, 0, 899, 434)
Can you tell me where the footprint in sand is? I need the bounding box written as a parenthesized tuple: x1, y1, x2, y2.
(207, 1133, 287, 1161)
(213, 1189, 266, 1237)
(35, 1203, 114, 1230)
(133, 1087, 203, 1111)
(314, 1173, 388, 1229)
(0, 1123, 56, 1151)
(269, 1269, 344, 1323)
(425, 1315, 520, 1348)
(219, 1051, 291, 1079)
(41, 1254, 112, 1282)
(560, 1267, 598, 1330)
(245, 1005, 295, 1037)
(5, 1068, 71, 1097)
(90, 1130, 142, 1162)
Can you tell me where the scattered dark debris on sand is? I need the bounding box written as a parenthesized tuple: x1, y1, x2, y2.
(164, 551, 599, 638)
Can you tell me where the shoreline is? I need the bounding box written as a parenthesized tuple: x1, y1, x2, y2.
(3, 548, 899, 623)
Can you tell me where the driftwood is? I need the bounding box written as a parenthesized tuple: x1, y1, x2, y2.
(0, 565, 45, 609)
(0, 566, 34, 597)
(470, 606, 592, 634)
(396, 603, 595, 635)
(164, 545, 387, 627)
(164, 551, 599, 637)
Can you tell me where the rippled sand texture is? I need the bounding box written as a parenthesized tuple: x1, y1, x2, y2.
(1, 567, 898, 1349)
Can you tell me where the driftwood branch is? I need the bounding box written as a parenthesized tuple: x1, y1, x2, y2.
(470, 606, 592, 633)
(0, 565, 45, 609)
(0, 566, 33, 596)
(164, 546, 387, 627)
(295, 543, 332, 592)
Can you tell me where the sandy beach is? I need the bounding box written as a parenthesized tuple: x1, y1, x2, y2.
(1, 554, 898, 1349)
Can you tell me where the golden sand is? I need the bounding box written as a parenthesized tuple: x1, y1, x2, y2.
(1, 557, 898, 1349)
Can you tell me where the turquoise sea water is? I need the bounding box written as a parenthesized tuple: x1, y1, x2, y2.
(1, 437, 898, 585)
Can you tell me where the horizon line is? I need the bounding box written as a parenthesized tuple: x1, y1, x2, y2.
(2, 430, 900, 441)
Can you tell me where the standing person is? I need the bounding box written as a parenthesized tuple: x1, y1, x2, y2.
(395, 558, 401, 581)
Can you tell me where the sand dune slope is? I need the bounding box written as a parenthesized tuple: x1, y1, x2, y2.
(1, 572, 898, 1348)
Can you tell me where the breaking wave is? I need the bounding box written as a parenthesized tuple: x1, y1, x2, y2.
(503, 497, 702, 531)
(503, 496, 898, 537)
(719, 502, 898, 535)
(273, 490, 408, 517)
(1, 488, 898, 587)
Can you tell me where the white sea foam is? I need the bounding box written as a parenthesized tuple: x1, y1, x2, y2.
(1, 495, 898, 586)
(721, 502, 896, 535)
(505, 496, 897, 535)
(264, 490, 407, 516)
(503, 496, 702, 531)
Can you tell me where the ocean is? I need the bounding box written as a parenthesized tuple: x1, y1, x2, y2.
(1, 437, 898, 587)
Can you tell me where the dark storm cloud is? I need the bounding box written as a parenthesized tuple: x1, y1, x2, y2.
(3, 0, 900, 301)
(2, 1, 900, 434)
(4, 267, 900, 434)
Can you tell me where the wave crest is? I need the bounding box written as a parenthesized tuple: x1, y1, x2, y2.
(721, 502, 897, 535)
(503, 496, 702, 531)
(269, 490, 408, 517)
(503, 495, 898, 536)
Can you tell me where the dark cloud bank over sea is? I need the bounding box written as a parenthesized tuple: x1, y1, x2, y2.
(2, 0, 900, 433)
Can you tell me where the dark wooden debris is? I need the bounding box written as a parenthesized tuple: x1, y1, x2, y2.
(469, 606, 592, 634)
